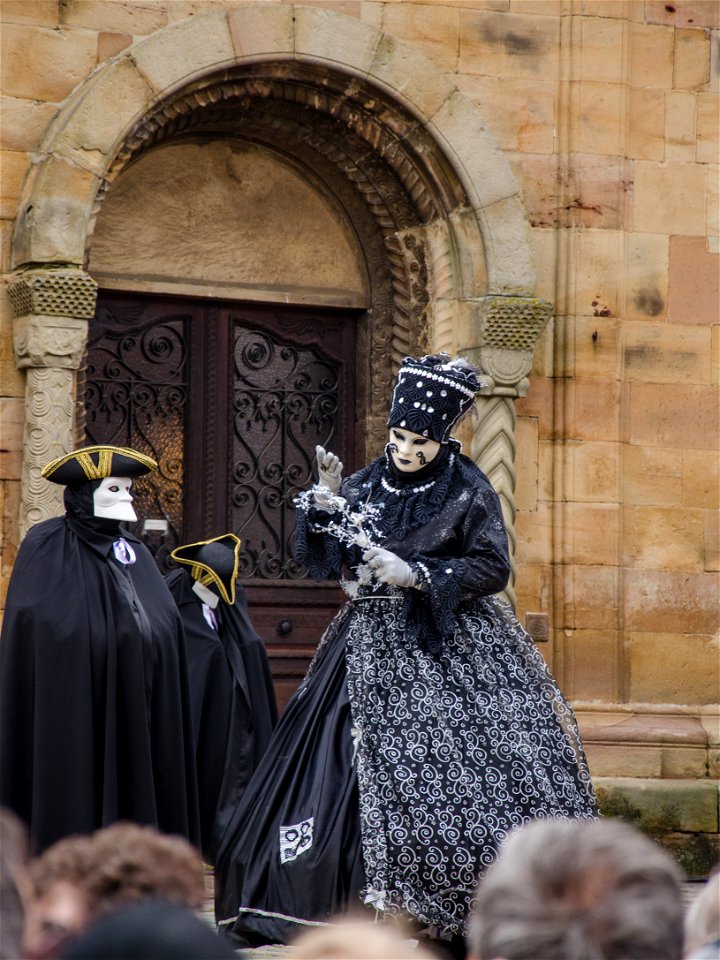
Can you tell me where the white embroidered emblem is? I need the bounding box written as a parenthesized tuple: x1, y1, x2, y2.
(279, 817, 314, 864)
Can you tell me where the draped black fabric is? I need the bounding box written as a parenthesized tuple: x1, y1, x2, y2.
(214, 605, 366, 946)
(0, 516, 200, 854)
(164, 569, 277, 864)
(215, 451, 597, 944)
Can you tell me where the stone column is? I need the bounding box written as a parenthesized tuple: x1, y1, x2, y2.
(463, 295, 553, 607)
(8, 269, 98, 536)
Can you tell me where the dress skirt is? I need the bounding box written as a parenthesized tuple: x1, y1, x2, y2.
(215, 590, 597, 945)
(215, 605, 366, 946)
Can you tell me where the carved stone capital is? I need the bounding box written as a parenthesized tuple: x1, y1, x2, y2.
(465, 295, 553, 392)
(14, 315, 89, 370)
(7, 268, 98, 321)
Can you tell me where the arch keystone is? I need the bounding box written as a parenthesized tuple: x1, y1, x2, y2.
(293, 4, 380, 74)
(131, 11, 235, 96)
(229, 4, 294, 62)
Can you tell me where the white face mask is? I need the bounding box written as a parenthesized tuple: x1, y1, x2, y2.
(93, 477, 137, 521)
(387, 427, 441, 473)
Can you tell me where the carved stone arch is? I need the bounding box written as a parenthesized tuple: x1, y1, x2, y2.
(84, 62, 470, 458)
(9, 4, 551, 601)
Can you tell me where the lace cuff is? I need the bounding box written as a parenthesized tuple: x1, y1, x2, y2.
(400, 556, 464, 652)
(409, 560, 432, 591)
(424, 558, 463, 638)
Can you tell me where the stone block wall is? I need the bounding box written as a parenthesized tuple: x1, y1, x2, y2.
(1, 2, 718, 806)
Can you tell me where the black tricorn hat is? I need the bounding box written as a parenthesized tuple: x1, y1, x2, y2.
(42, 445, 157, 486)
(170, 534, 242, 605)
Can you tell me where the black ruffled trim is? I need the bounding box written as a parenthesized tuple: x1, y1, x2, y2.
(294, 507, 343, 580)
(343, 440, 462, 541)
(402, 557, 464, 653)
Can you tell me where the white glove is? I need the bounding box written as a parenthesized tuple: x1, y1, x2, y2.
(313, 484, 336, 513)
(362, 546, 416, 588)
(316, 446, 343, 494)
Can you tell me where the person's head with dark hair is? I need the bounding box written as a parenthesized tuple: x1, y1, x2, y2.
(24, 834, 95, 960)
(0, 807, 30, 960)
(82, 822, 205, 920)
(23, 823, 205, 959)
(468, 818, 684, 960)
(60, 900, 238, 960)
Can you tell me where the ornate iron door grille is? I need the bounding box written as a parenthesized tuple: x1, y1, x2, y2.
(230, 324, 340, 580)
(82, 297, 193, 570)
(83, 294, 356, 581)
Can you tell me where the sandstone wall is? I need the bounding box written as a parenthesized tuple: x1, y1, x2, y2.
(1, 1, 718, 732)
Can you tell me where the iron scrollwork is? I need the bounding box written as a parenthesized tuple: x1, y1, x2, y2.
(82, 305, 187, 570)
(231, 325, 340, 579)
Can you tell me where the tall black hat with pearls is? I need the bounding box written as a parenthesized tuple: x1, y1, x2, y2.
(387, 353, 486, 442)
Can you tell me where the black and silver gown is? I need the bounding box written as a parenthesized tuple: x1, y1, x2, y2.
(215, 444, 597, 944)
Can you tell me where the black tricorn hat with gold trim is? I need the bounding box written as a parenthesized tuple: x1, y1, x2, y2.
(42, 445, 157, 486)
(170, 534, 242, 605)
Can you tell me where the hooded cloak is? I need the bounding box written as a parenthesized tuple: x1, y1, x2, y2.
(164, 568, 277, 863)
(0, 493, 200, 853)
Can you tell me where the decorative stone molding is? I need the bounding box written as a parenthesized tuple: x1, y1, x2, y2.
(14, 316, 89, 370)
(388, 231, 430, 366)
(471, 394, 518, 607)
(9, 268, 97, 535)
(19, 368, 76, 534)
(472, 295, 553, 394)
(463, 296, 553, 606)
(8, 269, 98, 321)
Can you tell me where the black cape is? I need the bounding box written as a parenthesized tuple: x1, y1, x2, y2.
(164, 569, 277, 864)
(0, 516, 201, 854)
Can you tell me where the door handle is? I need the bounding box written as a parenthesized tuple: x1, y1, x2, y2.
(275, 619, 293, 636)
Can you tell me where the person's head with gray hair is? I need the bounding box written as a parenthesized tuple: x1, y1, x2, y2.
(468, 818, 684, 960)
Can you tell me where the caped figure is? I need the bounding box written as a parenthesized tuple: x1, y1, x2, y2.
(165, 534, 277, 864)
(0, 445, 200, 854)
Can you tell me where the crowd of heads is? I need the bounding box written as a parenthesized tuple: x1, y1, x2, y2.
(0, 814, 209, 960)
(1, 808, 718, 960)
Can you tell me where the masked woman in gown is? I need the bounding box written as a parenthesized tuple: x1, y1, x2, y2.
(215, 355, 597, 949)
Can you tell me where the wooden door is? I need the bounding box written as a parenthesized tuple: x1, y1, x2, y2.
(84, 292, 357, 708)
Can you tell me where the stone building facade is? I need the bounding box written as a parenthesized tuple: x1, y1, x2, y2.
(1, 1, 718, 869)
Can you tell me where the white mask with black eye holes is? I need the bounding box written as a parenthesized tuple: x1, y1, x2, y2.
(93, 476, 137, 521)
(387, 427, 441, 473)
